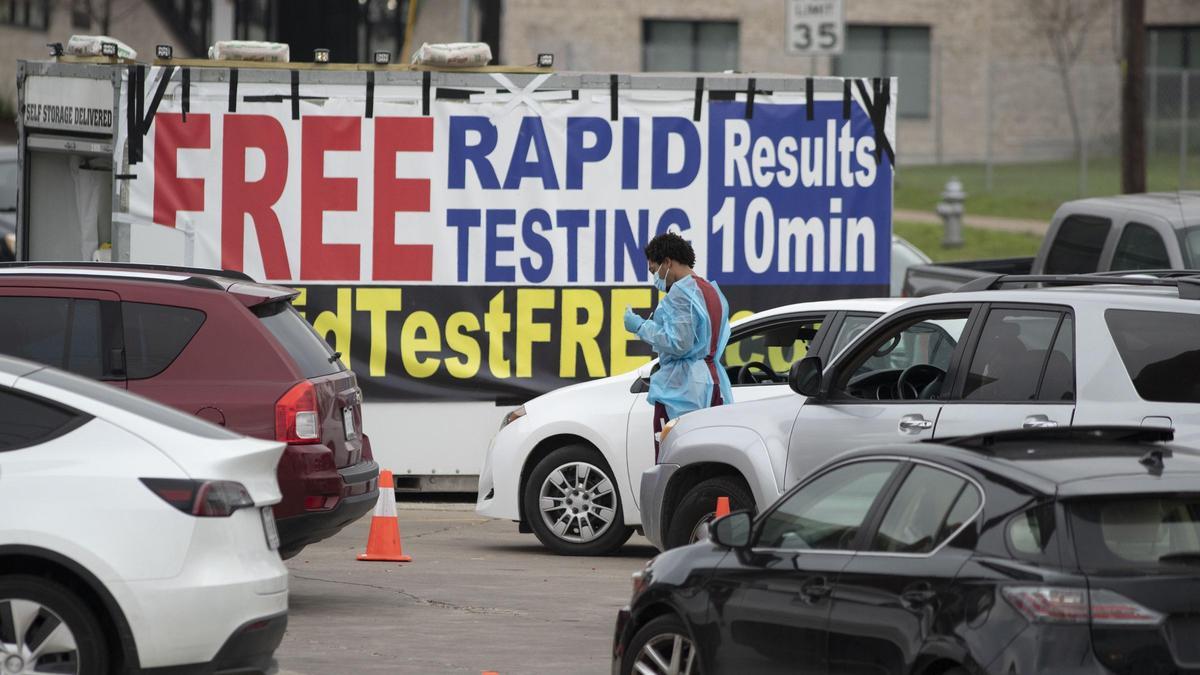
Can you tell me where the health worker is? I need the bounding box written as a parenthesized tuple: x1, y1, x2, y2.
(623, 232, 733, 454)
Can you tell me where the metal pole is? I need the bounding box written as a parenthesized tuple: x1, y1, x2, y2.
(985, 59, 994, 191)
(935, 43, 944, 164)
(1149, 32, 1159, 157)
(1181, 69, 1189, 190)
(1080, 65, 1088, 198)
(461, 0, 471, 41)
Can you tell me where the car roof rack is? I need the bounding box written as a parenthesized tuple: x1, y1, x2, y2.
(955, 273, 1200, 299)
(934, 425, 1175, 451)
(1091, 269, 1200, 278)
(0, 261, 256, 283)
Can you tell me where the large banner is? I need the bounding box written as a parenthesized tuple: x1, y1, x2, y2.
(118, 71, 895, 401)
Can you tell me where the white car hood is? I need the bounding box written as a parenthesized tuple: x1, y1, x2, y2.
(523, 369, 642, 415)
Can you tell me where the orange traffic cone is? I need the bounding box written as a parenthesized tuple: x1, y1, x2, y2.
(357, 470, 412, 562)
(715, 496, 731, 518)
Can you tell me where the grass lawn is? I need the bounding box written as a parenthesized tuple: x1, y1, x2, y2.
(894, 221, 1043, 263)
(895, 156, 1200, 221)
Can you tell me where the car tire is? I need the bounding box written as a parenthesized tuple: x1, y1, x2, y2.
(620, 614, 701, 675)
(523, 445, 635, 556)
(0, 575, 110, 675)
(278, 546, 303, 561)
(664, 475, 755, 550)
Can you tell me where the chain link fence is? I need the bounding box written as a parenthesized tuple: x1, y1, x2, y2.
(905, 48, 1200, 218)
(1148, 67, 1200, 186)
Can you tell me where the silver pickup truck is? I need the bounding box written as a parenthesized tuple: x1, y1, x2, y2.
(902, 193, 1200, 297)
(642, 272, 1200, 550)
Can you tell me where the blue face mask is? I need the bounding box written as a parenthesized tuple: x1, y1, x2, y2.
(652, 263, 668, 292)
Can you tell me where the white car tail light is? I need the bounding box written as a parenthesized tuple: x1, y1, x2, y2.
(141, 478, 254, 517)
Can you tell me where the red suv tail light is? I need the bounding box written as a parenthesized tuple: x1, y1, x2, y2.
(276, 380, 321, 444)
(1002, 586, 1164, 626)
(141, 478, 254, 517)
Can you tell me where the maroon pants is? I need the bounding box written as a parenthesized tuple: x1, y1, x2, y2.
(652, 384, 723, 460)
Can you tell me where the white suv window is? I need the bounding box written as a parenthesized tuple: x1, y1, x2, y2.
(1106, 309, 1200, 402)
(834, 311, 969, 401)
(962, 309, 1074, 402)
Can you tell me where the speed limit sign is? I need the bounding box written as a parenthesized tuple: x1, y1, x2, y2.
(786, 0, 844, 55)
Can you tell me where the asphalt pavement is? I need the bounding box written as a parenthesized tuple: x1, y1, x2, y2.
(276, 504, 656, 674)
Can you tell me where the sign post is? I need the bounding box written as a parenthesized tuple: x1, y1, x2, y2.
(786, 0, 845, 56)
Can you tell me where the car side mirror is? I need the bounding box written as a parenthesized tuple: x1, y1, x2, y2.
(630, 362, 656, 394)
(789, 356, 823, 397)
(710, 510, 753, 549)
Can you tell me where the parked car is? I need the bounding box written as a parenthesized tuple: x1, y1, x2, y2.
(642, 272, 1200, 550)
(616, 426, 1200, 675)
(476, 297, 908, 555)
(0, 262, 379, 558)
(0, 354, 287, 673)
(902, 192, 1200, 296)
(890, 234, 930, 296)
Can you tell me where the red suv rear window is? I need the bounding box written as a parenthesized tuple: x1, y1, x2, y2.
(123, 302, 206, 379)
(254, 302, 344, 379)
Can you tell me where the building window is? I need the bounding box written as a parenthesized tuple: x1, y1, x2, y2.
(0, 0, 51, 30)
(235, 0, 274, 42)
(643, 20, 738, 72)
(71, 0, 91, 29)
(357, 0, 407, 63)
(1147, 26, 1200, 123)
(835, 25, 931, 119)
(1149, 26, 1200, 69)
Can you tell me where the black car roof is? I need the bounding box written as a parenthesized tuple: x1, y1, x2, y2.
(838, 427, 1200, 498)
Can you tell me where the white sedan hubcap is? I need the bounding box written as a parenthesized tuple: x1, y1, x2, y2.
(539, 461, 617, 544)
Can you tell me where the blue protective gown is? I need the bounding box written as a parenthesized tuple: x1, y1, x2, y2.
(634, 275, 734, 420)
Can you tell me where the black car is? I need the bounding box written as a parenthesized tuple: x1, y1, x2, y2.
(613, 427, 1200, 675)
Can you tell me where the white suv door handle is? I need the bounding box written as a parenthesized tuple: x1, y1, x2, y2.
(1023, 415, 1059, 429)
(898, 414, 934, 433)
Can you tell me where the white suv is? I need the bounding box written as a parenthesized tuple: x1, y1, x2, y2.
(643, 274, 1200, 549)
(476, 298, 907, 555)
(0, 355, 288, 673)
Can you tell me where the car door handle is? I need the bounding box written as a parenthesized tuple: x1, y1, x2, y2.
(898, 415, 933, 433)
(900, 588, 937, 609)
(1022, 415, 1059, 429)
(797, 578, 833, 603)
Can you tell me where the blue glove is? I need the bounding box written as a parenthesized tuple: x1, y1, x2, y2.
(624, 306, 645, 333)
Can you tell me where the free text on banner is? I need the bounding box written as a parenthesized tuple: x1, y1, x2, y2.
(121, 73, 896, 401)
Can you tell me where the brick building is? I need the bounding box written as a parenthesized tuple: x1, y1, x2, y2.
(4, 0, 1200, 162)
(498, 0, 1200, 164)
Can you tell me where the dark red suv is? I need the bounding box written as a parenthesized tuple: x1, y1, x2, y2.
(0, 262, 379, 558)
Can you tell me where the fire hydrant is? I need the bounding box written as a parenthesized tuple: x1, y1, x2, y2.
(937, 177, 966, 248)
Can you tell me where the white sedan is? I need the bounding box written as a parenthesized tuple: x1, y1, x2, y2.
(476, 297, 907, 555)
(0, 355, 288, 673)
